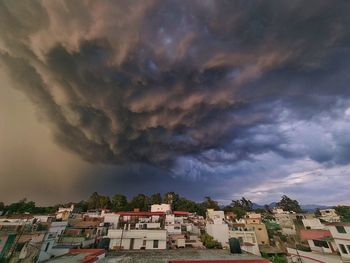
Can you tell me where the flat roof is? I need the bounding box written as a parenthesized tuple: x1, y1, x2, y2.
(116, 211, 166, 216)
(102, 249, 269, 263)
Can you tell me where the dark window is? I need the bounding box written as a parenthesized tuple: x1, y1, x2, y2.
(336, 226, 347, 234)
(313, 240, 329, 248)
(258, 228, 262, 231)
(153, 240, 159, 248)
(45, 242, 50, 252)
(339, 244, 348, 254)
(306, 226, 311, 230)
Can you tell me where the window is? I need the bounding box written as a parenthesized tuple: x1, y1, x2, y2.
(313, 240, 329, 248)
(153, 240, 159, 248)
(339, 244, 348, 254)
(336, 226, 347, 234)
(258, 228, 262, 231)
(143, 240, 146, 246)
(45, 242, 50, 252)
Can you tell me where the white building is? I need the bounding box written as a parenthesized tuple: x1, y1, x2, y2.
(302, 218, 325, 230)
(151, 204, 171, 213)
(327, 223, 350, 261)
(101, 211, 120, 229)
(56, 205, 75, 220)
(38, 221, 68, 262)
(107, 229, 167, 250)
(205, 209, 229, 247)
(207, 209, 225, 224)
(320, 209, 340, 222)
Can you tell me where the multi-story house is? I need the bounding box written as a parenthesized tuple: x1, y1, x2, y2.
(230, 224, 261, 256)
(327, 222, 350, 261)
(205, 209, 229, 248)
(107, 211, 167, 250)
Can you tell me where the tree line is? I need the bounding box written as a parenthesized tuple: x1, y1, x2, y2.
(0, 193, 311, 218)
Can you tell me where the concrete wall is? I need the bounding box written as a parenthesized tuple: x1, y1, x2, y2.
(206, 223, 229, 247)
(302, 219, 324, 230)
(108, 229, 167, 250)
(230, 230, 260, 256)
(246, 223, 269, 245)
(287, 247, 342, 263)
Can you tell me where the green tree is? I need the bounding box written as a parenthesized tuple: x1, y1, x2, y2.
(231, 197, 253, 211)
(87, 192, 101, 210)
(314, 208, 321, 217)
(201, 196, 220, 210)
(99, 195, 111, 209)
(87, 192, 111, 209)
(150, 193, 162, 205)
(200, 233, 222, 249)
(111, 194, 128, 211)
(129, 194, 150, 211)
(176, 197, 198, 212)
(277, 195, 302, 213)
(163, 192, 180, 208)
(335, 206, 350, 222)
(75, 200, 88, 212)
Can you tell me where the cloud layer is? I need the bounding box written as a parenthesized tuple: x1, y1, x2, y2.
(1, 0, 350, 204)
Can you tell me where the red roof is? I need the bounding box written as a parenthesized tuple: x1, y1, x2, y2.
(69, 249, 105, 263)
(174, 211, 189, 215)
(169, 260, 270, 263)
(116, 211, 165, 216)
(300, 229, 332, 240)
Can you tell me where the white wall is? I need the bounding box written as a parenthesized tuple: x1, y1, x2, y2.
(206, 224, 229, 247)
(107, 229, 167, 250)
(302, 219, 324, 230)
(151, 204, 171, 213)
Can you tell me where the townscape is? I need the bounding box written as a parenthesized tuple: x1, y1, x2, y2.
(0, 193, 349, 263)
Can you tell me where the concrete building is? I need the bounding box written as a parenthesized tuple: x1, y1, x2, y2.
(151, 204, 171, 213)
(205, 209, 229, 247)
(302, 218, 324, 230)
(101, 211, 120, 229)
(273, 209, 296, 236)
(246, 223, 269, 245)
(287, 247, 343, 263)
(327, 222, 350, 261)
(300, 229, 337, 254)
(38, 221, 68, 262)
(107, 211, 167, 250)
(230, 225, 261, 256)
(320, 209, 340, 222)
(107, 229, 167, 250)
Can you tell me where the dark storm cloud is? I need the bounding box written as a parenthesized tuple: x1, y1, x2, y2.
(1, 0, 350, 177)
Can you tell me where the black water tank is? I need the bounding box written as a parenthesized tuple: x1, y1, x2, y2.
(229, 238, 242, 254)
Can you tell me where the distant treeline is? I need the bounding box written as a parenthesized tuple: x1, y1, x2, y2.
(1, 193, 349, 222)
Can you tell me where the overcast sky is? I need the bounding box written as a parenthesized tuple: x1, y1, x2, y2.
(1, 0, 350, 206)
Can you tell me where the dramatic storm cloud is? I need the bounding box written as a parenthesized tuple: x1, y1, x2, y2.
(1, 0, 350, 204)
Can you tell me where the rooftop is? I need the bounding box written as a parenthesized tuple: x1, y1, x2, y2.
(101, 249, 269, 263)
(116, 211, 166, 216)
(300, 229, 332, 241)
